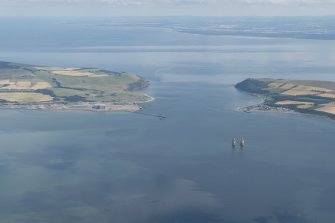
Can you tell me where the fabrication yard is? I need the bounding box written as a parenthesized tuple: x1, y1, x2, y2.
(236, 78, 335, 119)
(0, 61, 152, 111)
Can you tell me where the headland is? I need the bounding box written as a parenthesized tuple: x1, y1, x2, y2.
(236, 78, 335, 120)
(0, 61, 153, 112)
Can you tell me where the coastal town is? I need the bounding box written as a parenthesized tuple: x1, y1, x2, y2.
(0, 102, 142, 112)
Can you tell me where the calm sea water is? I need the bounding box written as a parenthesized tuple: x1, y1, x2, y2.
(0, 17, 335, 223)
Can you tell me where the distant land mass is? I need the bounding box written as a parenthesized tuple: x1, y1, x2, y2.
(236, 78, 335, 120)
(0, 61, 153, 112)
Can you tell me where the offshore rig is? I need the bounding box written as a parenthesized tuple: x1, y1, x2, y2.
(232, 137, 245, 148)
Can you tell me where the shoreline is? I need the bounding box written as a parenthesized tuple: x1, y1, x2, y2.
(237, 103, 294, 114)
(0, 102, 147, 112)
(0, 61, 155, 112)
(0, 92, 155, 113)
(138, 94, 155, 103)
(237, 103, 335, 121)
(235, 78, 335, 121)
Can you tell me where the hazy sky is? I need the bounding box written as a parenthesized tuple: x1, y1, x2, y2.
(0, 0, 335, 16)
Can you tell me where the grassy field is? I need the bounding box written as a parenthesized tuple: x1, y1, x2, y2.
(316, 103, 335, 115)
(275, 100, 314, 105)
(236, 78, 335, 119)
(0, 79, 51, 90)
(0, 92, 53, 103)
(0, 61, 151, 104)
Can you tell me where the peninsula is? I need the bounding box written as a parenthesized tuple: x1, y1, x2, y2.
(235, 78, 335, 119)
(0, 61, 153, 112)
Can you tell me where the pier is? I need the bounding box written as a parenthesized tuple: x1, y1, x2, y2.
(134, 111, 167, 120)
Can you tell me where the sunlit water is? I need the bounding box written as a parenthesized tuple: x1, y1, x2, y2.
(0, 17, 335, 223)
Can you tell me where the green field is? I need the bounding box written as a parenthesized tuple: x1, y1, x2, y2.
(0, 61, 151, 104)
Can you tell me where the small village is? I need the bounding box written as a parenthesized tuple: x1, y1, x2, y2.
(0, 102, 141, 112)
(239, 104, 292, 113)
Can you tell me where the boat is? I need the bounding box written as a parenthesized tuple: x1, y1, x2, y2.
(240, 138, 245, 147)
(232, 137, 237, 147)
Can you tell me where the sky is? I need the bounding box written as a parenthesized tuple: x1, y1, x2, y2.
(0, 0, 335, 16)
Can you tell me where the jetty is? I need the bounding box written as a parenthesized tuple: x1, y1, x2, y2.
(134, 111, 167, 120)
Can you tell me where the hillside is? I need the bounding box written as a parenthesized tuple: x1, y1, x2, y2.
(236, 78, 335, 119)
(0, 61, 151, 106)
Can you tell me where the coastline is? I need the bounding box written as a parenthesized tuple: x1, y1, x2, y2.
(0, 92, 155, 113)
(237, 103, 335, 122)
(237, 103, 294, 114)
(235, 78, 335, 120)
(0, 102, 145, 112)
(138, 93, 155, 103)
(0, 61, 155, 112)
(236, 95, 335, 121)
